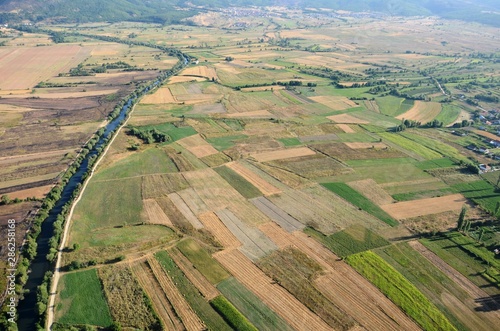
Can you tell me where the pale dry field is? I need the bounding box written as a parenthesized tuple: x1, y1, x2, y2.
(180, 66, 218, 80)
(473, 129, 500, 141)
(347, 179, 394, 205)
(251, 147, 316, 162)
(177, 134, 219, 158)
(327, 114, 369, 124)
(344, 142, 387, 149)
(7, 185, 53, 200)
(197, 212, 241, 249)
(337, 124, 356, 133)
(168, 76, 207, 84)
(143, 199, 174, 227)
(140, 87, 177, 104)
(226, 161, 281, 196)
(396, 101, 442, 123)
(226, 110, 273, 118)
(381, 194, 467, 219)
(309, 96, 358, 111)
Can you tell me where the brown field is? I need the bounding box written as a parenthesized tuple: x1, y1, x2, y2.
(143, 199, 174, 227)
(408, 241, 500, 330)
(180, 66, 218, 80)
(141, 173, 190, 200)
(337, 124, 356, 133)
(315, 142, 404, 161)
(0, 45, 91, 90)
(226, 161, 281, 196)
(474, 129, 500, 141)
(0, 89, 119, 99)
(381, 194, 466, 219)
(226, 110, 273, 118)
(197, 212, 241, 249)
(147, 257, 206, 331)
(177, 134, 219, 158)
(140, 87, 177, 104)
(167, 193, 204, 229)
(241, 86, 286, 92)
(396, 101, 442, 123)
(168, 76, 207, 84)
(169, 248, 219, 300)
(327, 114, 369, 124)
(214, 249, 332, 331)
(131, 261, 187, 331)
(251, 147, 316, 162)
(344, 142, 388, 149)
(347, 179, 394, 205)
(183, 168, 269, 226)
(7, 185, 52, 200)
(309, 96, 359, 110)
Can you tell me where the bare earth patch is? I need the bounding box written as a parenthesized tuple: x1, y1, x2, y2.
(381, 194, 466, 219)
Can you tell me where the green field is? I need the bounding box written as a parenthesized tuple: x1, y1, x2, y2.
(346, 251, 457, 331)
(321, 183, 398, 226)
(56, 269, 113, 327)
(278, 137, 302, 146)
(217, 277, 294, 331)
(210, 296, 258, 331)
(305, 225, 390, 257)
(379, 132, 443, 160)
(415, 158, 457, 170)
(391, 187, 455, 201)
(207, 135, 248, 150)
(376, 96, 414, 117)
(375, 243, 469, 331)
(132, 122, 198, 142)
(94, 147, 178, 180)
(452, 180, 500, 214)
(421, 234, 500, 295)
(400, 132, 468, 163)
(435, 104, 462, 126)
(176, 239, 230, 284)
(214, 166, 262, 199)
(154, 251, 233, 331)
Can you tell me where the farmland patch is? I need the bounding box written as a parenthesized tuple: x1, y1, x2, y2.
(380, 194, 467, 220)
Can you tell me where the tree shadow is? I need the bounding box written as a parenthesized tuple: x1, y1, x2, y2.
(475, 294, 500, 312)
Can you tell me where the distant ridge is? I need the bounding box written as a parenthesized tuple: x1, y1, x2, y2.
(0, 0, 499, 26)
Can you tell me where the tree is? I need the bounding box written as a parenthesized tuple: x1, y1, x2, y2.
(457, 206, 467, 231)
(1, 194, 10, 205)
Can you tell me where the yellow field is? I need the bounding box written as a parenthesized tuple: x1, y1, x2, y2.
(309, 96, 359, 111)
(180, 65, 218, 80)
(381, 194, 467, 219)
(177, 134, 219, 158)
(251, 147, 316, 162)
(141, 87, 177, 104)
(396, 101, 442, 123)
(168, 76, 207, 84)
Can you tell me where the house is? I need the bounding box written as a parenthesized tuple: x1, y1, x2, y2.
(478, 147, 489, 154)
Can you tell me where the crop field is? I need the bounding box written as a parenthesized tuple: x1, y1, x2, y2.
(226, 161, 281, 196)
(55, 269, 113, 327)
(451, 180, 500, 214)
(396, 101, 442, 123)
(378, 132, 443, 160)
(346, 251, 456, 331)
(314, 142, 405, 161)
(327, 113, 370, 124)
(347, 179, 394, 205)
(141, 87, 177, 104)
(213, 166, 262, 199)
(380, 194, 467, 220)
(376, 96, 414, 117)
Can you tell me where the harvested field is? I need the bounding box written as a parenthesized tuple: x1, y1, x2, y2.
(269, 154, 350, 179)
(197, 212, 241, 249)
(168, 151, 197, 172)
(169, 76, 207, 84)
(251, 147, 315, 162)
(143, 199, 174, 227)
(474, 129, 500, 141)
(216, 209, 277, 260)
(176, 188, 208, 216)
(327, 114, 369, 124)
(169, 248, 220, 300)
(337, 124, 356, 133)
(183, 168, 269, 226)
(347, 179, 394, 205)
(309, 96, 358, 110)
(7, 184, 52, 200)
(141, 87, 177, 104)
(141, 173, 190, 199)
(181, 66, 218, 80)
(396, 101, 442, 123)
(0, 45, 91, 90)
(177, 134, 219, 158)
(314, 143, 405, 160)
(214, 249, 332, 331)
(381, 194, 466, 219)
(226, 162, 281, 196)
(226, 110, 273, 118)
(147, 257, 206, 331)
(241, 86, 286, 92)
(251, 197, 304, 233)
(344, 142, 387, 149)
(131, 261, 184, 331)
(168, 192, 204, 229)
(299, 134, 339, 142)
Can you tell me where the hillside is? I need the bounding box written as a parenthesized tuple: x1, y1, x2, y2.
(0, 0, 499, 26)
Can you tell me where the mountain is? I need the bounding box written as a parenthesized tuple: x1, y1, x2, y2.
(1, 0, 499, 26)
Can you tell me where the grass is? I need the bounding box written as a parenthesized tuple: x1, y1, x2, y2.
(217, 277, 294, 331)
(94, 147, 178, 180)
(415, 158, 457, 170)
(346, 251, 457, 331)
(420, 234, 500, 295)
(257, 247, 356, 330)
(56, 269, 113, 327)
(379, 132, 443, 160)
(99, 265, 161, 330)
(305, 225, 390, 257)
(321, 183, 398, 226)
(452, 180, 500, 214)
(210, 296, 258, 331)
(214, 166, 262, 199)
(133, 122, 197, 142)
(176, 239, 230, 284)
(84, 225, 175, 248)
(400, 132, 468, 163)
(154, 250, 233, 331)
(435, 104, 462, 126)
(207, 135, 248, 151)
(278, 137, 302, 146)
(392, 187, 455, 201)
(376, 96, 414, 117)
